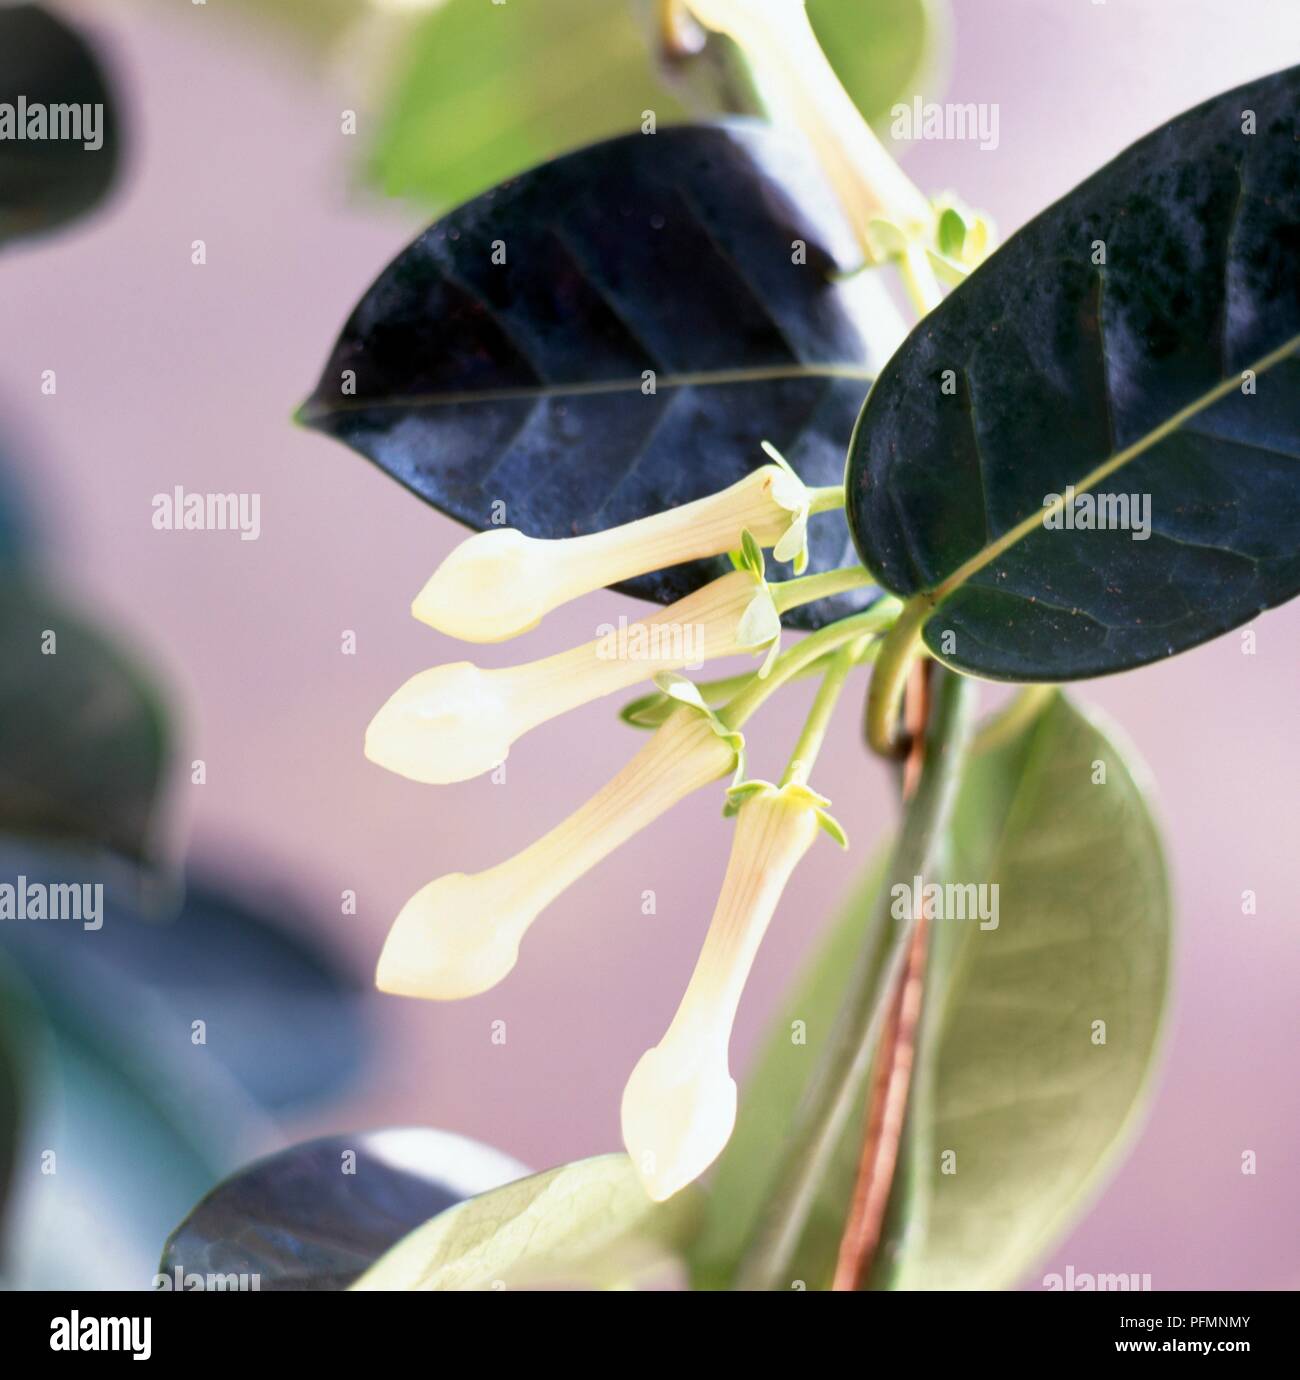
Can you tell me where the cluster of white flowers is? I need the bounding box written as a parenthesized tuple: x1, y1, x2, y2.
(365, 457, 894, 1199)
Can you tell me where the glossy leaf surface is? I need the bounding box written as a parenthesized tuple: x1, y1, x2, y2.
(848, 66, 1300, 678)
(303, 122, 900, 628)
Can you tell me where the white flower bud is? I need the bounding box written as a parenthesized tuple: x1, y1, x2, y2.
(377, 706, 742, 998)
(412, 465, 807, 642)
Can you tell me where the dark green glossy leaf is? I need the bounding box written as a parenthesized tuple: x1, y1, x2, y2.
(874, 693, 1171, 1289)
(162, 1130, 529, 1291)
(848, 65, 1300, 679)
(0, 4, 121, 247)
(0, 583, 169, 863)
(302, 122, 899, 629)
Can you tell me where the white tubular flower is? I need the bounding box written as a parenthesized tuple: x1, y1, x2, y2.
(621, 780, 846, 1200)
(376, 700, 743, 999)
(366, 568, 776, 784)
(683, 0, 932, 254)
(412, 463, 818, 642)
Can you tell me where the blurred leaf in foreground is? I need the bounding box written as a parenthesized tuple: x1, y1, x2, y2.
(162, 1129, 528, 1291)
(0, 584, 170, 865)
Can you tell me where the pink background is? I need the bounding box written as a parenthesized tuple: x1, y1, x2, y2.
(4, 0, 1297, 1289)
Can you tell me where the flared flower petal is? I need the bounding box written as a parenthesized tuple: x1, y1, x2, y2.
(412, 464, 809, 642)
(366, 568, 765, 784)
(376, 702, 743, 999)
(621, 781, 828, 1199)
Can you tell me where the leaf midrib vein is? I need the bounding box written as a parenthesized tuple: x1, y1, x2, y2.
(301, 363, 876, 421)
(928, 333, 1300, 605)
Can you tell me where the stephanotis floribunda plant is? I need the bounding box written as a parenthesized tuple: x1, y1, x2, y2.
(261, 0, 1298, 1290)
(367, 455, 887, 1201)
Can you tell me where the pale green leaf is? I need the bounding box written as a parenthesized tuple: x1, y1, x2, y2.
(878, 692, 1172, 1289)
(352, 1153, 694, 1291)
(369, 0, 698, 212)
(367, 0, 945, 212)
(689, 689, 1170, 1291)
(807, 0, 947, 127)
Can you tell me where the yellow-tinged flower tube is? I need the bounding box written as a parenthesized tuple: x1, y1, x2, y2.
(683, 0, 932, 257)
(412, 463, 817, 642)
(376, 702, 743, 999)
(622, 780, 839, 1200)
(366, 568, 776, 784)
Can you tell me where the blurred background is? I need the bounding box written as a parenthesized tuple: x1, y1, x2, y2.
(0, 0, 1296, 1289)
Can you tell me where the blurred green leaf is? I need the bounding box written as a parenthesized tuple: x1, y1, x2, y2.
(218, 0, 358, 51)
(369, 0, 700, 210)
(354, 1153, 695, 1290)
(876, 693, 1171, 1289)
(808, 0, 946, 127)
(368, 0, 944, 213)
(0, 584, 170, 864)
